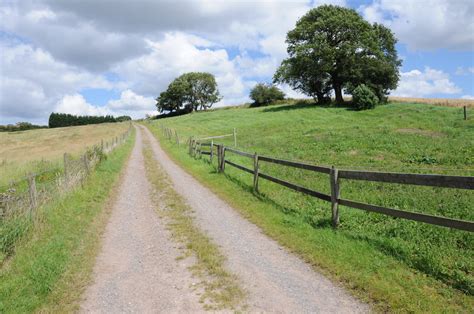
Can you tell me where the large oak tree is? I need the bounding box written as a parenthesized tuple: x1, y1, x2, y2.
(274, 5, 401, 104)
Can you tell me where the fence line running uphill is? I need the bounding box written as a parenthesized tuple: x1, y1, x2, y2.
(159, 125, 474, 233)
(0, 124, 133, 222)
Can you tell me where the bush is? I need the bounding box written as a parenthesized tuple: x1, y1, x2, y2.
(250, 83, 285, 107)
(351, 84, 379, 110)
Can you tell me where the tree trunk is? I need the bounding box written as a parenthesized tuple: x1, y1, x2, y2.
(316, 92, 325, 104)
(334, 82, 344, 104)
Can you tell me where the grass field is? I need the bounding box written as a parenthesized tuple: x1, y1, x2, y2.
(0, 130, 134, 313)
(0, 122, 131, 186)
(147, 102, 474, 311)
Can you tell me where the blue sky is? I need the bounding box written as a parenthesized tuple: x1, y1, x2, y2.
(1, 0, 473, 124)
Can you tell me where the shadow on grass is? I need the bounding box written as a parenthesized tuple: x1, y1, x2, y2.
(343, 231, 473, 295)
(262, 100, 354, 113)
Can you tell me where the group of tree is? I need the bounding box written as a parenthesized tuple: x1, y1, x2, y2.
(0, 122, 48, 132)
(155, 5, 400, 114)
(48, 113, 131, 128)
(156, 72, 221, 114)
(274, 5, 401, 109)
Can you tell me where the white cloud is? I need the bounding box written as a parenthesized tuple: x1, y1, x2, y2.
(0, 41, 116, 123)
(55, 90, 157, 119)
(55, 94, 108, 116)
(360, 0, 474, 51)
(455, 67, 474, 75)
(461, 95, 474, 100)
(115, 32, 246, 105)
(107, 90, 156, 112)
(392, 67, 461, 97)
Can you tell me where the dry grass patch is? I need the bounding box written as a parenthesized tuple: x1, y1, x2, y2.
(389, 96, 474, 108)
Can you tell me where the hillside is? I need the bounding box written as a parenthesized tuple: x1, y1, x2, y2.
(148, 102, 474, 311)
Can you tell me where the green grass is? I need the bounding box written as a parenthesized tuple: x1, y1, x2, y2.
(144, 102, 474, 312)
(142, 137, 246, 311)
(0, 130, 135, 313)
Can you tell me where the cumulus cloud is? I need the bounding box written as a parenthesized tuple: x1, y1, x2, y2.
(1, 3, 147, 71)
(392, 67, 461, 97)
(360, 0, 474, 51)
(55, 90, 157, 119)
(0, 41, 116, 123)
(115, 32, 246, 105)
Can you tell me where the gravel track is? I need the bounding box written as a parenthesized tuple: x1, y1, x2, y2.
(80, 127, 205, 313)
(141, 125, 369, 313)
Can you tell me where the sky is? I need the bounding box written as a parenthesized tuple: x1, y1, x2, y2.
(0, 0, 473, 125)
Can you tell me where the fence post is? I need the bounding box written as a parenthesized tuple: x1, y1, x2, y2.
(220, 146, 226, 172)
(233, 128, 237, 147)
(82, 153, 90, 175)
(28, 174, 37, 218)
(253, 152, 259, 192)
(210, 140, 214, 163)
(330, 166, 340, 228)
(464, 106, 467, 120)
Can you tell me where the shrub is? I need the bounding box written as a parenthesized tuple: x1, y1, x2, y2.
(250, 83, 285, 107)
(351, 84, 379, 110)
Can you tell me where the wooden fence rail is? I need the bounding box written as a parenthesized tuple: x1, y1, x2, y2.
(159, 124, 474, 232)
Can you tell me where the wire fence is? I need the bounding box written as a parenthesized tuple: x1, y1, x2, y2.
(0, 124, 133, 223)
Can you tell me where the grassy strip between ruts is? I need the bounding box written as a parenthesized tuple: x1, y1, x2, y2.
(0, 129, 135, 313)
(144, 123, 474, 313)
(142, 136, 247, 311)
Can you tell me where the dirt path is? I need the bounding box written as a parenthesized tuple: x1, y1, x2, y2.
(80, 127, 204, 313)
(141, 125, 369, 313)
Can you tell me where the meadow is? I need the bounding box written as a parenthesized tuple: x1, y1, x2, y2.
(0, 122, 130, 187)
(148, 102, 474, 311)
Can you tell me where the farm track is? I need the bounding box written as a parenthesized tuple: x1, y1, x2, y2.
(81, 125, 368, 312)
(80, 127, 204, 313)
(141, 125, 369, 313)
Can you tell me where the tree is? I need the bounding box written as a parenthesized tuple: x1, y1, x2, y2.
(156, 72, 221, 113)
(274, 5, 401, 104)
(249, 83, 285, 106)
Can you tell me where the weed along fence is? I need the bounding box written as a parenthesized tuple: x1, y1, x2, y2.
(0, 124, 133, 223)
(159, 125, 474, 233)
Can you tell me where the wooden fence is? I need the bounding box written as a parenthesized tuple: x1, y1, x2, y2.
(160, 126, 474, 232)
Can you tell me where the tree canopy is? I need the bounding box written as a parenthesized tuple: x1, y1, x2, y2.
(48, 113, 118, 128)
(274, 5, 401, 104)
(156, 72, 221, 113)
